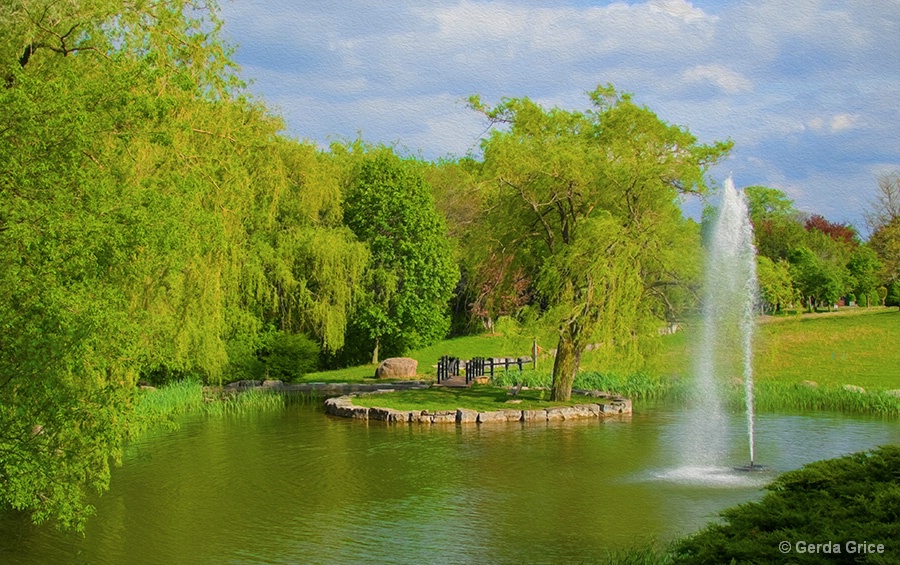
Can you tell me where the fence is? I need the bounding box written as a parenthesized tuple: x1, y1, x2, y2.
(438, 355, 531, 385)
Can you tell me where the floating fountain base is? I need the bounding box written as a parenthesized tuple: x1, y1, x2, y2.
(733, 463, 769, 473)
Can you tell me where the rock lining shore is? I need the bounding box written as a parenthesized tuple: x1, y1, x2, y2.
(324, 392, 632, 424)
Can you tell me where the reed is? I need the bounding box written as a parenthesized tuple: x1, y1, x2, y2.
(752, 381, 900, 417)
(130, 380, 289, 440)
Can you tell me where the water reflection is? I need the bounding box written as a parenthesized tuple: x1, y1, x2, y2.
(1, 402, 898, 564)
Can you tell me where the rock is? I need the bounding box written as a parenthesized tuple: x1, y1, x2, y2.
(262, 379, 283, 387)
(505, 399, 522, 404)
(411, 411, 430, 424)
(522, 409, 547, 422)
(477, 410, 522, 423)
(843, 384, 865, 393)
(546, 406, 577, 420)
(884, 389, 900, 398)
(431, 411, 456, 424)
(375, 357, 418, 379)
(802, 380, 819, 388)
(570, 404, 598, 418)
(456, 409, 478, 424)
(501, 409, 524, 422)
(139, 385, 157, 391)
(225, 380, 261, 389)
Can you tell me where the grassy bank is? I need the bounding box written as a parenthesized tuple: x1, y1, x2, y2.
(304, 307, 899, 416)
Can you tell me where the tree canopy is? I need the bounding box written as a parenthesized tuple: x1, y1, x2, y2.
(0, 0, 369, 528)
(340, 146, 458, 364)
(470, 85, 730, 400)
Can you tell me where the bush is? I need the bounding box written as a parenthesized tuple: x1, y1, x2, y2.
(258, 331, 321, 382)
(671, 446, 900, 564)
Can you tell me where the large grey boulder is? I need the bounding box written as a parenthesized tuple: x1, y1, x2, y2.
(375, 357, 418, 379)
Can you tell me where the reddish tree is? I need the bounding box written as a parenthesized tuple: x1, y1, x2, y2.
(804, 214, 858, 246)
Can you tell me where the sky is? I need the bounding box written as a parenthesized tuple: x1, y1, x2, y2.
(217, 0, 900, 236)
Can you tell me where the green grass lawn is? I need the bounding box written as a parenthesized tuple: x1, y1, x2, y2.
(302, 332, 543, 382)
(653, 307, 900, 391)
(304, 307, 900, 397)
(349, 385, 606, 412)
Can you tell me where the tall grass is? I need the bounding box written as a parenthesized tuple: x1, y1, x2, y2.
(753, 381, 900, 417)
(490, 370, 687, 401)
(129, 380, 289, 440)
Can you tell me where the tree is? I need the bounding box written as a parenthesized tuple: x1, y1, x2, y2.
(847, 245, 882, 307)
(470, 85, 730, 400)
(869, 217, 900, 288)
(865, 171, 900, 232)
(341, 147, 458, 364)
(804, 214, 857, 247)
(756, 256, 796, 313)
(788, 247, 848, 311)
(865, 172, 900, 296)
(743, 186, 806, 261)
(0, 0, 368, 528)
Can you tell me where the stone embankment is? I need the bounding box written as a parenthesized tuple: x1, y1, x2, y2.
(324, 392, 632, 425)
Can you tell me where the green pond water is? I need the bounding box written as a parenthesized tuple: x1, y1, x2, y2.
(2, 401, 899, 564)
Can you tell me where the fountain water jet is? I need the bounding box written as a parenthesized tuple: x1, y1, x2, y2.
(692, 177, 760, 470)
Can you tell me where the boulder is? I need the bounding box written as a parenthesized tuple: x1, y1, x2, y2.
(477, 411, 506, 423)
(456, 409, 478, 424)
(522, 409, 548, 422)
(802, 380, 819, 388)
(431, 411, 457, 424)
(375, 357, 418, 379)
(843, 384, 866, 393)
(885, 389, 900, 398)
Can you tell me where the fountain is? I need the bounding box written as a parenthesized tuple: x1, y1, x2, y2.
(695, 177, 762, 471)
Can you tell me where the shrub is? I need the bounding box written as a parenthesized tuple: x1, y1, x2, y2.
(671, 446, 900, 564)
(258, 331, 321, 382)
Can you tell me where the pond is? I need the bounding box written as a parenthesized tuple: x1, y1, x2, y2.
(2, 400, 899, 564)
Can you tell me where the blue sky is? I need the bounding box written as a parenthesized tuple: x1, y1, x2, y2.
(218, 0, 900, 236)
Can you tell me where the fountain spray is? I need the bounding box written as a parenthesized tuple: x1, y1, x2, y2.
(700, 177, 760, 470)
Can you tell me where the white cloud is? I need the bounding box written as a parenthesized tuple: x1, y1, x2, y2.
(681, 64, 753, 94)
(218, 0, 900, 231)
(829, 113, 856, 132)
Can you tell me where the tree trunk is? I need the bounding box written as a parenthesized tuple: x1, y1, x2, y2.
(372, 337, 379, 365)
(550, 327, 582, 401)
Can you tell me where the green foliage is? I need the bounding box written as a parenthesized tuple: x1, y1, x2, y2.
(671, 446, 900, 564)
(873, 224, 900, 284)
(0, 0, 365, 529)
(257, 331, 321, 382)
(471, 85, 729, 400)
(341, 147, 459, 362)
(788, 247, 849, 310)
(848, 245, 883, 306)
(744, 186, 807, 262)
(756, 256, 796, 313)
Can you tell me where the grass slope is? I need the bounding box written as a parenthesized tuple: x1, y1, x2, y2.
(654, 308, 900, 391)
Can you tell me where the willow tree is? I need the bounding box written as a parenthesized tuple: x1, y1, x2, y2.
(1, 0, 367, 529)
(470, 86, 730, 400)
